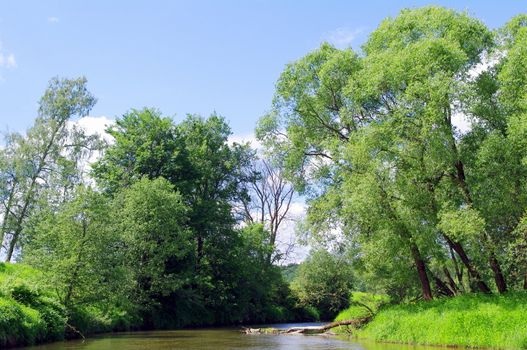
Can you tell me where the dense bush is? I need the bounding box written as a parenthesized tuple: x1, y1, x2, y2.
(291, 250, 354, 320)
(0, 297, 50, 347)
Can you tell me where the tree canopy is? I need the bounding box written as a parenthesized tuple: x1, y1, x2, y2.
(258, 6, 527, 300)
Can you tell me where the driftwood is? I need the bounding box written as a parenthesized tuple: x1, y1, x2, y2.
(242, 316, 371, 335)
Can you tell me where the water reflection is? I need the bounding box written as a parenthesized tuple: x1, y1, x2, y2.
(21, 324, 438, 350)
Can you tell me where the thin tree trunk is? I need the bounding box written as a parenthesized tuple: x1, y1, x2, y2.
(410, 242, 433, 300)
(379, 184, 433, 301)
(6, 121, 63, 262)
(432, 272, 455, 297)
(442, 234, 491, 293)
(6, 199, 31, 262)
(443, 267, 459, 294)
(6, 181, 35, 262)
(0, 182, 17, 251)
(489, 254, 507, 293)
(446, 105, 507, 294)
(450, 247, 463, 287)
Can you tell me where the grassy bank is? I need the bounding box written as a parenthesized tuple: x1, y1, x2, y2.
(0, 262, 130, 348)
(0, 263, 64, 347)
(336, 293, 527, 349)
(0, 261, 314, 348)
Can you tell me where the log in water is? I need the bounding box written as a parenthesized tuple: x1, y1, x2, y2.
(243, 317, 371, 335)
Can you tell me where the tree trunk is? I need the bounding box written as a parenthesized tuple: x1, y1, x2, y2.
(431, 272, 455, 297)
(410, 242, 433, 300)
(243, 317, 372, 335)
(0, 182, 17, 251)
(443, 267, 459, 294)
(442, 234, 491, 293)
(5, 196, 32, 262)
(445, 109, 507, 294)
(489, 254, 507, 293)
(5, 236, 17, 262)
(196, 235, 204, 265)
(450, 247, 464, 287)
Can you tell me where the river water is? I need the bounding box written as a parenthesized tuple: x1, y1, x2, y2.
(21, 323, 430, 350)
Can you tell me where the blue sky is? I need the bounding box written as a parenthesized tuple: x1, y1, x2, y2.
(0, 0, 525, 136)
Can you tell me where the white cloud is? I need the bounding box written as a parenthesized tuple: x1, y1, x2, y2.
(0, 41, 17, 70)
(47, 16, 59, 23)
(326, 27, 365, 49)
(66, 116, 114, 184)
(228, 132, 262, 149)
(5, 53, 16, 68)
(288, 201, 307, 218)
(452, 111, 471, 134)
(75, 115, 114, 142)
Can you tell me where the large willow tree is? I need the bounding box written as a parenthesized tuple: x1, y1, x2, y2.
(258, 7, 527, 300)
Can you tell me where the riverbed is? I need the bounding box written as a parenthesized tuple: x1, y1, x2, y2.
(20, 323, 432, 350)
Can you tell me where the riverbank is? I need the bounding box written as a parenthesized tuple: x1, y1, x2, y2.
(0, 262, 314, 348)
(0, 263, 133, 348)
(336, 292, 527, 349)
(0, 263, 62, 347)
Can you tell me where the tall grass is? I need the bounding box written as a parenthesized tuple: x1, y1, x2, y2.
(355, 292, 527, 349)
(0, 263, 66, 347)
(0, 262, 142, 347)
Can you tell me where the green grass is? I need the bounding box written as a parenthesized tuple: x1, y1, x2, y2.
(351, 292, 527, 349)
(0, 262, 128, 348)
(0, 262, 66, 347)
(335, 292, 390, 321)
(335, 304, 371, 321)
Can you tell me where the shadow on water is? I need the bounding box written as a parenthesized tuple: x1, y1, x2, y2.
(20, 324, 445, 350)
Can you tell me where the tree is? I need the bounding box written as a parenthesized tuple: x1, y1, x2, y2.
(239, 158, 295, 263)
(1, 77, 99, 262)
(92, 108, 189, 195)
(291, 249, 353, 320)
(112, 177, 193, 327)
(93, 110, 252, 265)
(176, 114, 252, 264)
(257, 7, 527, 300)
(92, 111, 262, 326)
(23, 186, 125, 310)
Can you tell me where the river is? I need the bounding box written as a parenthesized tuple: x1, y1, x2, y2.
(20, 323, 431, 350)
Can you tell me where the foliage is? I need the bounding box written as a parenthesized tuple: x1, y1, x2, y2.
(280, 263, 299, 283)
(0, 77, 102, 262)
(112, 177, 194, 327)
(2, 6, 527, 349)
(91, 109, 299, 328)
(291, 249, 353, 320)
(23, 187, 126, 308)
(258, 5, 527, 301)
(0, 263, 66, 347)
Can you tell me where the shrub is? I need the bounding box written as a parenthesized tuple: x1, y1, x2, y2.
(0, 297, 47, 347)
